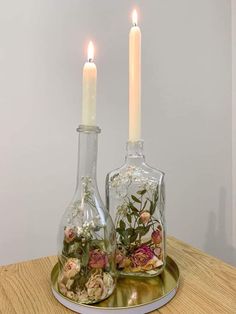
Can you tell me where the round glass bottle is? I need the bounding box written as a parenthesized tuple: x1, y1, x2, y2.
(57, 125, 117, 304)
(106, 141, 166, 277)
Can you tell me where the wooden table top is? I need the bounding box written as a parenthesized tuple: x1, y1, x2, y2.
(0, 236, 236, 313)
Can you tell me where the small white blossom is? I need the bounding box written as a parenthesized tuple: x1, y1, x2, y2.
(77, 226, 83, 236)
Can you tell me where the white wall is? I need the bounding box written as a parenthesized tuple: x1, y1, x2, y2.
(0, 0, 234, 265)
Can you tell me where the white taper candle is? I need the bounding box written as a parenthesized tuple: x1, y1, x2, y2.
(82, 41, 97, 126)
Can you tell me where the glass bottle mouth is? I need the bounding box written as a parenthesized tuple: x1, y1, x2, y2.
(126, 140, 144, 158)
(77, 125, 101, 134)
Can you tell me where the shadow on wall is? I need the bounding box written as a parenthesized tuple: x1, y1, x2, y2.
(205, 187, 236, 266)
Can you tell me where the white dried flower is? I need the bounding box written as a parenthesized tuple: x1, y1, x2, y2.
(66, 279, 74, 290)
(86, 271, 105, 301)
(77, 226, 83, 236)
(77, 289, 89, 303)
(66, 291, 76, 300)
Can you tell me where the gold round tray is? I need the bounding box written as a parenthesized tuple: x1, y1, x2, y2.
(51, 256, 179, 314)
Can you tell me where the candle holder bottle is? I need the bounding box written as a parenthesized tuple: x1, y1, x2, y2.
(106, 140, 166, 277)
(57, 125, 117, 304)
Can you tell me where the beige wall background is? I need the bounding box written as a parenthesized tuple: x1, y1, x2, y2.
(0, 0, 234, 265)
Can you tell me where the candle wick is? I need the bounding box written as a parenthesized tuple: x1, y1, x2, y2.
(88, 58, 93, 62)
(133, 22, 137, 27)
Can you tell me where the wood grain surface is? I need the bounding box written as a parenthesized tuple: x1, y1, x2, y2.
(0, 236, 236, 314)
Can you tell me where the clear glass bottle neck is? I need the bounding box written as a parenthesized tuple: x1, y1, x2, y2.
(75, 125, 100, 190)
(125, 140, 145, 164)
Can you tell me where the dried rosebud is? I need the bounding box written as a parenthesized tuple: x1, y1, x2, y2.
(151, 230, 162, 245)
(64, 227, 76, 243)
(63, 258, 81, 278)
(140, 211, 151, 224)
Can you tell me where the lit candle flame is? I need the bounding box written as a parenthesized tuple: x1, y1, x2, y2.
(87, 41, 94, 62)
(132, 9, 138, 26)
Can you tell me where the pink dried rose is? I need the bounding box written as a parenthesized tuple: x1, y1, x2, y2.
(140, 211, 151, 224)
(151, 229, 162, 245)
(64, 227, 76, 243)
(63, 258, 81, 278)
(89, 249, 108, 269)
(131, 245, 154, 267)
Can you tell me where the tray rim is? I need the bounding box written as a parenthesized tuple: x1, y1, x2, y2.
(51, 255, 180, 311)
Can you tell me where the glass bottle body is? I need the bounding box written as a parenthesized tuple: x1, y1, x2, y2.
(57, 126, 116, 304)
(106, 141, 166, 277)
